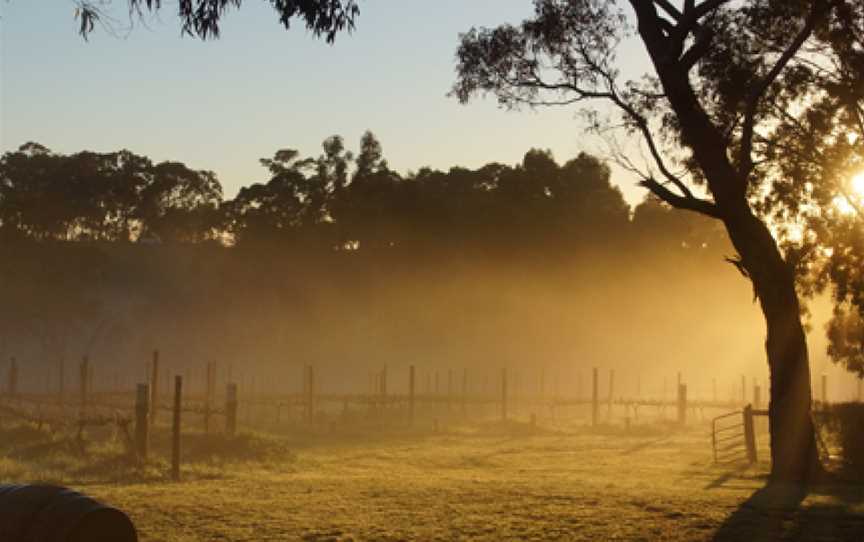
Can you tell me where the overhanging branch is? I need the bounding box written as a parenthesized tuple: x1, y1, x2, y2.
(640, 177, 722, 218)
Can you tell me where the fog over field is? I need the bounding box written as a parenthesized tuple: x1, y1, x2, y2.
(2, 1, 864, 541)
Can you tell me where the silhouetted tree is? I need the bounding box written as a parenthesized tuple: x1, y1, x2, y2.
(451, 0, 864, 482)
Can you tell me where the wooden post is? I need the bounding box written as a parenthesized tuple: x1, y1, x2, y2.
(204, 362, 214, 434)
(58, 357, 65, 402)
(226, 383, 238, 437)
(172, 376, 182, 481)
(461, 368, 468, 417)
(80, 356, 89, 409)
(607, 369, 615, 419)
(409, 365, 416, 426)
(743, 404, 757, 464)
(447, 369, 453, 412)
(150, 351, 159, 427)
(577, 370, 583, 401)
(592, 368, 599, 427)
(540, 367, 546, 399)
(677, 383, 687, 425)
(821, 373, 828, 405)
(380, 365, 387, 411)
(305, 365, 315, 423)
(135, 384, 149, 462)
(858, 377, 862, 403)
(8, 357, 18, 397)
(753, 384, 762, 409)
(501, 368, 508, 421)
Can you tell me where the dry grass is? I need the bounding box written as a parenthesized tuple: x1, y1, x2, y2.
(1, 414, 863, 541)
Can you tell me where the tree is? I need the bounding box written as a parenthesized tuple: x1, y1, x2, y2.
(450, 0, 864, 483)
(74, 0, 358, 40)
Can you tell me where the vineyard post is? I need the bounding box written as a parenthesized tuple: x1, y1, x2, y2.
(592, 368, 599, 427)
(8, 357, 18, 398)
(461, 368, 467, 418)
(821, 374, 828, 405)
(135, 383, 150, 462)
(204, 362, 214, 434)
(80, 356, 89, 410)
(447, 369, 453, 412)
(150, 351, 159, 427)
(172, 375, 182, 481)
(743, 404, 757, 464)
(677, 383, 688, 425)
(409, 365, 416, 426)
(607, 369, 615, 419)
(226, 383, 238, 437)
(58, 357, 65, 403)
(501, 368, 508, 421)
(381, 365, 387, 412)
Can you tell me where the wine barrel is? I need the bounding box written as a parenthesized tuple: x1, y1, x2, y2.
(0, 485, 137, 542)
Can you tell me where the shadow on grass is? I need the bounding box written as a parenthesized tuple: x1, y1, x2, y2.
(712, 482, 864, 541)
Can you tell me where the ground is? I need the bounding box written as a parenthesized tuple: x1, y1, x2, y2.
(1, 413, 863, 541)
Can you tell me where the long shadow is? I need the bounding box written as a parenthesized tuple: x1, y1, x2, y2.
(712, 482, 864, 541)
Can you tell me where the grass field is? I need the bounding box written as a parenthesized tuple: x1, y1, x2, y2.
(1, 414, 863, 541)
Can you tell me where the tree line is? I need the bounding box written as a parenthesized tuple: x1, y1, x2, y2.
(0, 134, 741, 384)
(0, 133, 728, 255)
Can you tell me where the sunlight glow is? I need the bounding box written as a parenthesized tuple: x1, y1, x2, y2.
(852, 172, 864, 197)
(834, 172, 864, 216)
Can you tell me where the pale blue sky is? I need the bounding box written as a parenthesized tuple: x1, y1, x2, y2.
(0, 1, 649, 204)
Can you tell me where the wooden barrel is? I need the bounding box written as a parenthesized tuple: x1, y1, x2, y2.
(0, 485, 137, 542)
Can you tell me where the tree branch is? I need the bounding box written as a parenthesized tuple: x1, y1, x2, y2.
(640, 177, 722, 218)
(738, 0, 829, 182)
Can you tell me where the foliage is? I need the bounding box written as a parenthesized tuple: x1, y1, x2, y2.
(74, 0, 359, 40)
(823, 403, 864, 479)
(453, 0, 864, 382)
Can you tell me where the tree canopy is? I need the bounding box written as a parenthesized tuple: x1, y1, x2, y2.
(75, 0, 359, 40)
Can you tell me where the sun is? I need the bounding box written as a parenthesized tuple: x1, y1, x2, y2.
(852, 172, 864, 198)
(834, 172, 864, 216)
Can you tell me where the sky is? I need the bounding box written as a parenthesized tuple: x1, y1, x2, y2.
(0, 1, 650, 204)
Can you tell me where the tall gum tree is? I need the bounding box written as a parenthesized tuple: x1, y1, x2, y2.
(450, 0, 861, 483)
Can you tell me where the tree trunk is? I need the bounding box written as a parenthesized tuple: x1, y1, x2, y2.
(723, 205, 821, 483)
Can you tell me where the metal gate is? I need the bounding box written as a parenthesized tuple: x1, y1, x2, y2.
(711, 404, 760, 464)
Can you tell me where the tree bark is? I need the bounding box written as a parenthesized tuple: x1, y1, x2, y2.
(723, 204, 821, 483)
